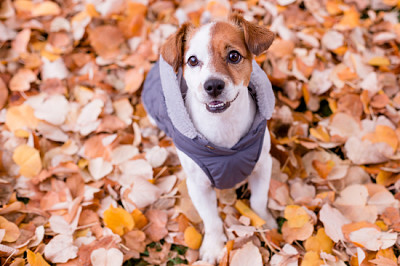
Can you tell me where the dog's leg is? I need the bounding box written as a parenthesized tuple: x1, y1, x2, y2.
(177, 150, 226, 264)
(248, 135, 277, 229)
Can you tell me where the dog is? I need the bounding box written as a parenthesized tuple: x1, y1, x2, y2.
(142, 14, 276, 264)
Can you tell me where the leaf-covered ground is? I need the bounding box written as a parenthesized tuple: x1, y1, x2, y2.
(1, 0, 400, 265)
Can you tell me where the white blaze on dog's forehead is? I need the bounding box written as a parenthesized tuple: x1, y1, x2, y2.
(184, 23, 216, 99)
(185, 23, 214, 63)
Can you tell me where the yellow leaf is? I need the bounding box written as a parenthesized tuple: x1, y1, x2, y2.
(40, 50, 61, 62)
(6, 104, 39, 132)
(338, 7, 359, 29)
(375, 220, 388, 231)
(14, 0, 33, 12)
(304, 228, 334, 254)
(312, 160, 335, 179)
(0, 216, 20, 242)
(27, 250, 50, 266)
(31, 1, 61, 17)
(103, 205, 134, 236)
(184, 226, 202, 250)
(234, 200, 266, 227)
(131, 209, 148, 229)
(12, 145, 42, 178)
(284, 205, 311, 228)
(310, 126, 330, 142)
(363, 125, 398, 151)
(368, 57, 390, 66)
(376, 248, 397, 262)
(301, 251, 324, 266)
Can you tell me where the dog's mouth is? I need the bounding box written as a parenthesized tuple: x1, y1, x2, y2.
(205, 93, 239, 113)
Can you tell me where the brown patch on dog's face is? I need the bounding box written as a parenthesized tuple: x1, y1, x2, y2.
(210, 22, 253, 87)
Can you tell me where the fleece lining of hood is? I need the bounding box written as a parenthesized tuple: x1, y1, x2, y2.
(158, 56, 275, 139)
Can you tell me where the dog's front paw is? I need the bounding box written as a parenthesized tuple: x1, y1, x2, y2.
(256, 209, 278, 229)
(199, 233, 226, 265)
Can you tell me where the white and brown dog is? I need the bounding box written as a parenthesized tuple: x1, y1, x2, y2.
(143, 14, 276, 264)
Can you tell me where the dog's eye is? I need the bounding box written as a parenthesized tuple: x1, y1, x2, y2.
(228, 51, 242, 64)
(188, 56, 199, 67)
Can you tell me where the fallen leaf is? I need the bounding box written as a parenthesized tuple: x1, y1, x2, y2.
(319, 204, 350, 243)
(88, 157, 113, 180)
(90, 248, 123, 266)
(304, 228, 333, 254)
(368, 57, 390, 67)
(184, 226, 202, 250)
(44, 234, 78, 263)
(31, 1, 61, 17)
(9, 68, 36, 91)
(284, 205, 311, 228)
(230, 241, 263, 266)
(27, 250, 50, 266)
(0, 216, 20, 242)
(89, 25, 124, 59)
(234, 200, 266, 227)
(301, 251, 323, 266)
(143, 209, 168, 242)
(12, 145, 42, 177)
(103, 205, 134, 236)
(362, 125, 398, 151)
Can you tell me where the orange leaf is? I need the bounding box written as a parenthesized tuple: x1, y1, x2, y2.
(301, 251, 324, 266)
(103, 205, 134, 236)
(5, 104, 39, 132)
(234, 200, 265, 227)
(304, 228, 334, 254)
(0, 216, 20, 242)
(27, 250, 50, 266)
(12, 145, 42, 178)
(284, 205, 311, 228)
(363, 125, 398, 151)
(312, 160, 335, 179)
(131, 209, 148, 229)
(31, 1, 61, 17)
(184, 226, 202, 250)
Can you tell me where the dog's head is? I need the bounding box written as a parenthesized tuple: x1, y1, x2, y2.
(161, 14, 274, 114)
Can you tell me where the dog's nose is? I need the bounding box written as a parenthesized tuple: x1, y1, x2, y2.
(204, 79, 225, 97)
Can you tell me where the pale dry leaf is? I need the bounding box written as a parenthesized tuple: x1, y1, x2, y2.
(230, 241, 263, 266)
(26, 94, 69, 125)
(41, 57, 69, 80)
(322, 30, 344, 50)
(76, 98, 104, 135)
(145, 146, 168, 168)
(345, 137, 394, 164)
(319, 204, 350, 243)
(36, 122, 69, 142)
(119, 159, 153, 180)
(111, 145, 139, 165)
(367, 190, 399, 214)
(12, 28, 31, 55)
(9, 68, 36, 92)
(113, 98, 133, 126)
(44, 234, 78, 263)
(123, 176, 161, 208)
(348, 227, 397, 251)
(308, 68, 333, 95)
(90, 248, 123, 266)
(88, 157, 113, 180)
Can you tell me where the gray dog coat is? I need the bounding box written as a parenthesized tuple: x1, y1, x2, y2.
(142, 56, 275, 189)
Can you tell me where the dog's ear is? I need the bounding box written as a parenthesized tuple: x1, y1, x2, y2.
(161, 23, 193, 72)
(230, 13, 275, 56)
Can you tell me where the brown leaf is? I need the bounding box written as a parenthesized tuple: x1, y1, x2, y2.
(144, 209, 168, 242)
(89, 25, 124, 60)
